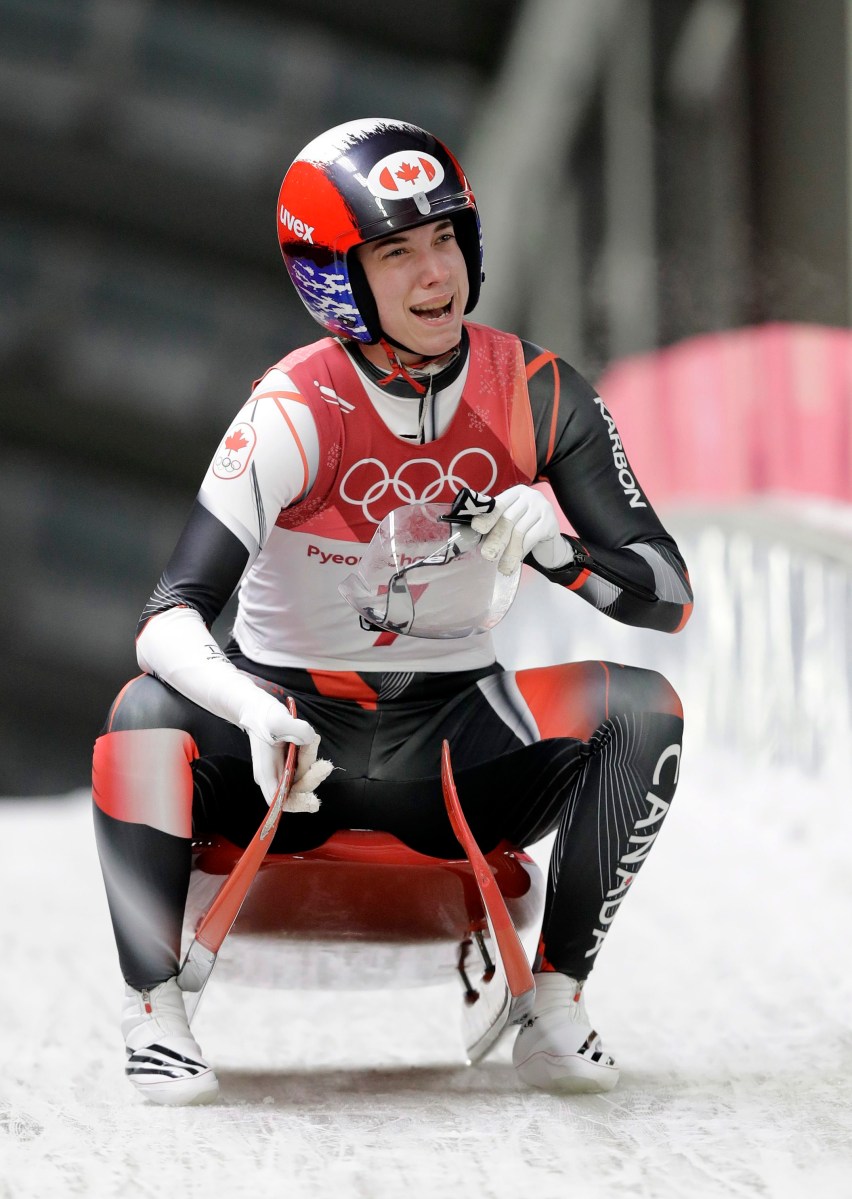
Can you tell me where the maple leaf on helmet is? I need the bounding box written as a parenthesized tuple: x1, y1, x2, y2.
(395, 162, 421, 184)
(225, 429, 249, 453)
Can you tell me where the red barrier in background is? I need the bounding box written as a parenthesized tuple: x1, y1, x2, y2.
(592, 323, 852, 508)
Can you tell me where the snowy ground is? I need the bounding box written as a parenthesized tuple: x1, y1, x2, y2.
(2, 746, 851, 1199)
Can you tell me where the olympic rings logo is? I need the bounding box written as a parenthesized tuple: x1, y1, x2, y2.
(339, 449, 499, 523)
(214, 454, 242, 473)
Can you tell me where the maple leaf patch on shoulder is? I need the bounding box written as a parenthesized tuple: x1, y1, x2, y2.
(213, 421, 256, 480)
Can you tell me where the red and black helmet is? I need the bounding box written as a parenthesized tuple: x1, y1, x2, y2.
(276, 118, 483, 343)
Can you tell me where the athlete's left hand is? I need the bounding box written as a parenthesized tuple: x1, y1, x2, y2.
(471, 484, 573, 575)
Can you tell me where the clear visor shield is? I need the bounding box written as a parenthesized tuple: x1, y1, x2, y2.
(338, 502, 520, 638)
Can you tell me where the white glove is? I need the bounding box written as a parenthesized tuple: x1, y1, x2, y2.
(471, 484, 573, 575)
(247, 732, 334, 813)
(240, 689, 333, 812)
(136, 608, 333, 810)
(288, 734, 335, 813)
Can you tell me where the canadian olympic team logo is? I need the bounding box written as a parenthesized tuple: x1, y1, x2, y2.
(213, 422, 256, 480)
(339, 450, 498, 524)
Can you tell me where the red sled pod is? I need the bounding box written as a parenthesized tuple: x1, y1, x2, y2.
(180, 734, 541, 1062)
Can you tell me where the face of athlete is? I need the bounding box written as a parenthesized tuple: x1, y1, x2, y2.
(356, 218, 469, 365)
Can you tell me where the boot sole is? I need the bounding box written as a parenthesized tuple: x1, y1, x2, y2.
(515, 1050, 620, 1094)
(129, 1069, 220, 1106)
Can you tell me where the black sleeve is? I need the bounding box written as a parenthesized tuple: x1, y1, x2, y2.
(136, 499, 250, 636)
(522, 340, 693, 632)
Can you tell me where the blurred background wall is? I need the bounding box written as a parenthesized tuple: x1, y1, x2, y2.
(1, 0, 850, 794)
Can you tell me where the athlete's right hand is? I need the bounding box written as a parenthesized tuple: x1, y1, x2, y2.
(239, 689, 329, 811)
(239, 686, 315, 747)
(247, 732, 333, 812)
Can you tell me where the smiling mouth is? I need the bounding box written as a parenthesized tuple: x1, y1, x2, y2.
(410, 298, 454, 321)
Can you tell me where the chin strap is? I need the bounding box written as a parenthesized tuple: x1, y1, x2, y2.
(376, 338, 430, 394)
(372, 336, 462, 443)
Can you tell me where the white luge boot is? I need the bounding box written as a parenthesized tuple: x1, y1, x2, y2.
(513, 973, 619, 1093)
(121, 978, 219, 1105)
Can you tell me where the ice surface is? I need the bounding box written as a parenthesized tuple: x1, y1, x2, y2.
(1, 747, 851, 1198)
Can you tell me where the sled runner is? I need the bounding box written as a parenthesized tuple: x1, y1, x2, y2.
(177, 697, 299, 1018)
(179, 715, 541, 1062)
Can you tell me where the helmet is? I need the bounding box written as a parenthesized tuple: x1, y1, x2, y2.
(338, 499, 520, 639)
(277, 118, 483, 343)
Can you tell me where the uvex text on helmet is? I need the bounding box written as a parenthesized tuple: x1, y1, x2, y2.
(277, 118, 483, 343)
